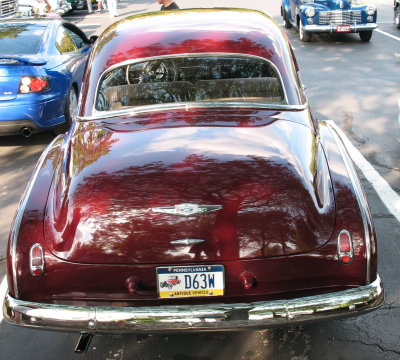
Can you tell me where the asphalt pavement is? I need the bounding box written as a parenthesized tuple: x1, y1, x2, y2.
(0, 0, 399, 359)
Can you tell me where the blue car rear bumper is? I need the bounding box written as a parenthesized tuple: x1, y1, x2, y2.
(0, 95, 65, 135)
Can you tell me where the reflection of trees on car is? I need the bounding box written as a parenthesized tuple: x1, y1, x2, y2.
(71, 124, 118, 175)
(0, 25, 26, 39)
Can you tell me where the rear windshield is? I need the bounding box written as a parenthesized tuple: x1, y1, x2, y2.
(95, 55, 286, 112)
(0, 24, 45, 55)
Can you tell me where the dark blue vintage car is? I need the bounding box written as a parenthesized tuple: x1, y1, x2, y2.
(281, 0, 378, 42)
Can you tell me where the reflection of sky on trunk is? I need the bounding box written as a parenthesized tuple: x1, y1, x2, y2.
(46, 120, 336, 265)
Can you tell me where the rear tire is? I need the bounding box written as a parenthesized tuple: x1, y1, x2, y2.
(54, 87, 78, 135)
(395, 7, 400, 29)
(283, 9, 292, 29)
(359, 30, 373, 42)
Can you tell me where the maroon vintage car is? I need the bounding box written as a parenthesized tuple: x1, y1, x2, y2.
(3, 7, 383, 352)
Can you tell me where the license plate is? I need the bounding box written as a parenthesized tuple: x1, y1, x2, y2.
(337, 25, 351, 32)
(157, 265, 224, 298)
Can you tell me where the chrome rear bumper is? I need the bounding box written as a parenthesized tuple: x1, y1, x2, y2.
(3, 276, 384, 333)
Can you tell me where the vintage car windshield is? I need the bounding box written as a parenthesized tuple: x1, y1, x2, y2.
(95, 55, 287, 112)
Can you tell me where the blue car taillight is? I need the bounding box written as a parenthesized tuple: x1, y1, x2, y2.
(19, 76, 50, 93)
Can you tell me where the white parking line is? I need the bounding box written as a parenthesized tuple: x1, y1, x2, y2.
(78, 23, 102, 27)
(0, 275, 7, 322)
(64, 15, 106, 18)
(327, 121, 400, 224)
(376, 29, 400, 42)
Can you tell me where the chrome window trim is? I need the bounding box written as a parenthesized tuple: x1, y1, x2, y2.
(78, 101, 308, 122)
(10, 135, 63, 298)
(326, 121, 371, 284)
(89, 52, 299, 119)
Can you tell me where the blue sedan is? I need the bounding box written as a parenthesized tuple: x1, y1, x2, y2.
(0, 19, 95, 136)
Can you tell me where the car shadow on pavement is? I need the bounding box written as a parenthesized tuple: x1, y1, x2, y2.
(0, 132, 56, 147)
(0, 314, 396, 360)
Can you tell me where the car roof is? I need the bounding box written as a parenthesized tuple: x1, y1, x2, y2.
(92, 8, 286, 68)
(80, 8, 304, 116)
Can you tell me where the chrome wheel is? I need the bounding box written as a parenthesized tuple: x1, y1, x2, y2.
(67, 88, 78, 124)
(55, 87, 78, 134)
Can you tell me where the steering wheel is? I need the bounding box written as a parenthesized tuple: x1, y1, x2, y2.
(143, 60, 170, 82)
(127, 60, 177, 84)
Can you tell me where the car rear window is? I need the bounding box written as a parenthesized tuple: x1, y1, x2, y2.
(0, 24, 45, 55)
(95, 55, 286, 112)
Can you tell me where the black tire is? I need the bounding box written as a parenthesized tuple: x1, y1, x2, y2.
(299, 22, 312, 42)
(54, 87, 78, 135)
(395, 6, 400, 29)
(359, 30, 373, 42)
(283, 9, 292, 29)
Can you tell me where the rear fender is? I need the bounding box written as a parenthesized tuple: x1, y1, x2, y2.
(319, 121, 377, 284)
(6, 136, 64, 298)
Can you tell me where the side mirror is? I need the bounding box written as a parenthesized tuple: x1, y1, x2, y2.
(89, 35, 98, 44)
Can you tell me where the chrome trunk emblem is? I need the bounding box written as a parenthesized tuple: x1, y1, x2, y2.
(152, 203, 222, 217)
(170, 239, 205, 245)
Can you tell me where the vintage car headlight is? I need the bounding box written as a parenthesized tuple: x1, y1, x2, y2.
(367, 15, 374, 22)
(305, 7, 316, 17)
(366, 6, 376, 15)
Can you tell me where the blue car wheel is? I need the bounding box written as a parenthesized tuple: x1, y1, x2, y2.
(282, 8, 292, 29)
(395, 6, 400, 29)
(299, 21, 312, 42)
(359, 30, 373, 42)
(55, 86, 78, 134)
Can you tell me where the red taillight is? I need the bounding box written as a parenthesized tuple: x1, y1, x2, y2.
(337, 230, 353, 264)
(19, 76, 50, 94)
(30, 244, 45, 277)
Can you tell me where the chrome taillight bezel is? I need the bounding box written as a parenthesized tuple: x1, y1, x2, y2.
(30, 243, 45, 277)
(337, 230, 354, 264)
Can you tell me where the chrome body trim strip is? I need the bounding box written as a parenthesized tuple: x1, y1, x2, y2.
(9, 135, 63, 298)
(77, 102, 308, 122)
(304, 23, 377, 32)
(326, 121, 372, 284)
(3, 276, 383, 333)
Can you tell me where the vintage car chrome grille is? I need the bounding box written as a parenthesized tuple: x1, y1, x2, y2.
(319, 10, 362, 25)
(0, 0, 17, 16)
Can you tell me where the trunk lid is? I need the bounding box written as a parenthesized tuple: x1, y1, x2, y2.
(45, 115, 335, 264)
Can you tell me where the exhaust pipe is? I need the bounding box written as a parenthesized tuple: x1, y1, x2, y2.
(21, 127, 32, 138)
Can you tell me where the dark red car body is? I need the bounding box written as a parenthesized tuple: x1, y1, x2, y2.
(4, 8, 383, 334)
